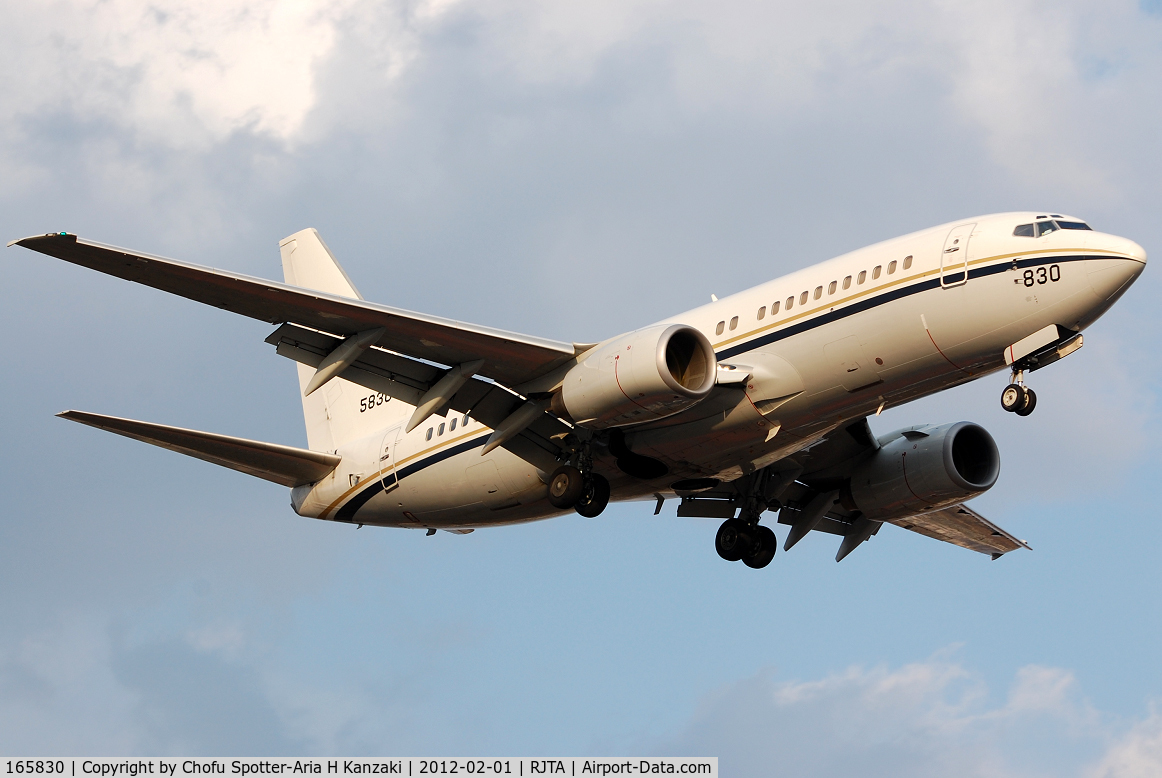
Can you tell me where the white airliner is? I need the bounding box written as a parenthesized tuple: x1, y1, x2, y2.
(11, 212, 1146, 566)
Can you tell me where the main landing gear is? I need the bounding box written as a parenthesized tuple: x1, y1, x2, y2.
(715, 518, 777, 569)
(1000, 368, 1037, 417)
(547, 465, 611, 518)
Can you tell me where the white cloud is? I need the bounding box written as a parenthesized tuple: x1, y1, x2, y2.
(656, 656, 1155, 777)
(0, 0, 469, 149)
(1089, 712, 1162, 778)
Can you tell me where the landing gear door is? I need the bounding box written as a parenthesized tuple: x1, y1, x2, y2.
(940, 222, 975, 288)
(379, 424, 402, 494)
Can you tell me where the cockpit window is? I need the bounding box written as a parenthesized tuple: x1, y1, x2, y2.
(1013, 224, 1034, 237)
(1057, 220, 1092, 231)
(1035, 221, 1058, 237)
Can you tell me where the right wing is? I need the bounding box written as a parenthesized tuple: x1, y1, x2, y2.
(58, 410, 341, 488)
(266, 323, 573, 473)
(11, 233, 580, 387)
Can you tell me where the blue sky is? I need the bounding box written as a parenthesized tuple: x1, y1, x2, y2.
(2, 0, 1161, 772)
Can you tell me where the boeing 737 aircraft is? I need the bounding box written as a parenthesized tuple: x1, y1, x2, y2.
(10, 212, 1146, 566)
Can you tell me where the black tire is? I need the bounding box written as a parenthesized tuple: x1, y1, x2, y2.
(1000, 384, 1027, 413)
(715, 519, 753, 562)
(575, 474, 611, 518)
(1016, 388, 1037, 417)
(743, 526, 777, 569)
(547, 466, 584, 509)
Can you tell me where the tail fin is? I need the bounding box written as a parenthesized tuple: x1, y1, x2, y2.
(279, 229, 400, 450)
(280, 228, 363, 300)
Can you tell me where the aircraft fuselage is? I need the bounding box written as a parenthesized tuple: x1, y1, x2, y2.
(290, 212, 1145, 530)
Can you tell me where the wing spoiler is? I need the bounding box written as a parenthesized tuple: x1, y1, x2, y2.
(58, 410, 341, 488)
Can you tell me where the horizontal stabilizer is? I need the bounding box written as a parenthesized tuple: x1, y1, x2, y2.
(58, 410, 341, 488)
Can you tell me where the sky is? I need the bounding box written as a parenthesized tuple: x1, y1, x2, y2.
(2, 0, 1162, 772)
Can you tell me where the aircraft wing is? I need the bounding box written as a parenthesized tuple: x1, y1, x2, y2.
(11, 233, 579, 387)
(265, 323, 572, 473)
(58, 410, 341, 488)
(890, 503, 1029, 558)
(776, 486, 1027, 559)
(673, 419, 1028, 559)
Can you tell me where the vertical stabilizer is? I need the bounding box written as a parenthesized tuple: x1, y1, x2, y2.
(280, 229, 400, 451)
(280, 228, 363, 300)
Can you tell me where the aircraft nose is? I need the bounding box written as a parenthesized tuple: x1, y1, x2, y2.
(1087, 235, 1146, 301)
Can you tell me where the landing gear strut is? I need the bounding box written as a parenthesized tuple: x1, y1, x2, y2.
(547, 463, 611, 518)
(1001, 368, 1037, 417)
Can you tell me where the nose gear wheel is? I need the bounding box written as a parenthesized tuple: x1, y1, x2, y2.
(1001, 369, 1037, 416)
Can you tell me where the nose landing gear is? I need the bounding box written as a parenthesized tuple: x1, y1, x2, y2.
(1001, 369, 1037, 417)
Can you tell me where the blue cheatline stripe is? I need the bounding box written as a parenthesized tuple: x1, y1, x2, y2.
(716, 254, 1092, 361)
(334, 435, 490, 522)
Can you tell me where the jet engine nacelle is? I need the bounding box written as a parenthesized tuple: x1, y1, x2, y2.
(556, 324, 717, 429)
(846, 422, 1000, 521)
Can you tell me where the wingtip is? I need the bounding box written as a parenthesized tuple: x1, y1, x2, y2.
(9, 233, 78, 249)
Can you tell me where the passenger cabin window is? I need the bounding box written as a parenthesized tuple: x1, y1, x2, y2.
(828, 280, 837, 294)
(843, 275, 851, 289)
(1058, 220, 1092, 231)
(799, 291, 808, 305)
(757, 306, 766, 320)
(450, 417, 457, 431)
(426, 428, 433, 441)
(872, 265, 882, 279)
(786, 296, 794, 310)
(1036, 221, 1058, 237)
(903, 255, 913, 269)
(887, 260, 897, 274)
(772, 300, 781, 315)
(438, 422, 445, 436)
(813, 286, 822, 300)
(729, 316, 738, 330)
(716, 321, 725, 335)
(857, 270, 867, 284)
(1013, 224, 1035, 237)
(463, 413, 470, 426)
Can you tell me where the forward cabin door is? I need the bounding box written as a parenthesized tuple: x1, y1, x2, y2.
(940, 223, 975, 288)
(379, 424, 402, 494)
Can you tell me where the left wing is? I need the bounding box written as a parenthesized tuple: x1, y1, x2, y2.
(773, 421, 1028, 560)
(673, 419, 1029, 560)
(892, 503, 1029, 558)
(775, 494, 1028, 560)
(10, 233, 580, 387)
